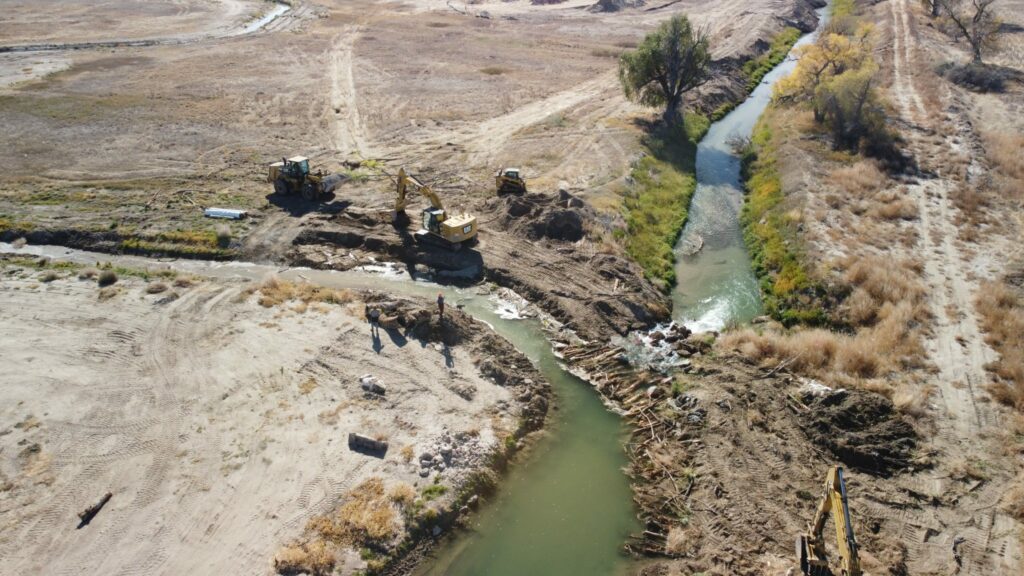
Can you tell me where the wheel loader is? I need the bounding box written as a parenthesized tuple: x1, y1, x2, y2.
(797, 466, 862, 576)
(393, 167, 477, 250)
(268, 156, 330, 201)
(495, 167, 527, 195)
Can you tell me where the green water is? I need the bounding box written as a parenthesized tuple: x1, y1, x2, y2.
(416, 320, 637, 576)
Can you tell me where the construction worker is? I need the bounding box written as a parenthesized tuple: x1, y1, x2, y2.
(437, 293, 445, 319)
(368, 306, 381, 337)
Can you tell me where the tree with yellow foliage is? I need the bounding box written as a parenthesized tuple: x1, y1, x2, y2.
(774, 25, 890, 153)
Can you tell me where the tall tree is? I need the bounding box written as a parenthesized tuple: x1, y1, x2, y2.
(937, 0, 1001, 63)
(618, 15, 711, 129)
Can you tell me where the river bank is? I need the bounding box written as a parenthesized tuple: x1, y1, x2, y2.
(0, 251, 550, 575)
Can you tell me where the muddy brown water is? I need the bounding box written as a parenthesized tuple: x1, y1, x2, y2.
(0, 11, 832, 570)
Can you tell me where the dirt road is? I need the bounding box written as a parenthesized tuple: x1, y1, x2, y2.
(864, 1, 1022, 573)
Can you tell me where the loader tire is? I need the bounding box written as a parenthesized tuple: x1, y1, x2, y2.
(301, 182, 318, 201)
(274, 178, 289, 196)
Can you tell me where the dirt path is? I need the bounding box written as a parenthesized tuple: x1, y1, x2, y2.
(330, 25, 372, 158)
(882, 1, 1021, 573)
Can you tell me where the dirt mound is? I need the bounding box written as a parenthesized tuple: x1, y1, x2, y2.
(494, 192, 588, 242)
(588, 0, 645, 13)
(362, 294, 473, 346)
(798, 386, 917, 476)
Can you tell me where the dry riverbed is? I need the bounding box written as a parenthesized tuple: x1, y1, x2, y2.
(0, 255, 548, 575)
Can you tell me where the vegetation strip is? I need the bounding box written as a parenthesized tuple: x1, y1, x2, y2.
(739, 110, 826, 326)
(622, 115, 708, 290)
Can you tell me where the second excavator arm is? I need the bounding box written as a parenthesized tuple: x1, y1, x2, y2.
(395, 167, 444, 213)
(799, 465, 862, 576)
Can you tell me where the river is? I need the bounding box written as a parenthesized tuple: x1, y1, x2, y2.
(674, 5, 831, 332)
(0, 5, 831, 573)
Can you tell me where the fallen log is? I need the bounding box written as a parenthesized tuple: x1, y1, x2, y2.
(77, 492, 112, 528)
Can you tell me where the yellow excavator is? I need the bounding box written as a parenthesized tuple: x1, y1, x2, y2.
(797, 466, 863, 576)
(394, 167, 477, 250)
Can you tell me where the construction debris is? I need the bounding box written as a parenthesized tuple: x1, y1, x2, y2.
(77, 492, 112, 528)
(359, 374, 386, 395)
(203, 207, 247, 220)
(348, 433, 388, 454)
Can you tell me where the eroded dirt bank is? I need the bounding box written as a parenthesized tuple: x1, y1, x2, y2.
(0, 255, 548, 575)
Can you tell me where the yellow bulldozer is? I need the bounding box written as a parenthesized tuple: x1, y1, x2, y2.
(495, 167, 527, 195)
(797, 466, 863, 576)
(394, 167, 477, 250)
(268, 156, 331, 201)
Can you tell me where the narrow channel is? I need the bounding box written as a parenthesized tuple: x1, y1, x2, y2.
(674, 4, 831, 332)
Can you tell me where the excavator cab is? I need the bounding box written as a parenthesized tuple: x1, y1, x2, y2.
(268, 155, 327, 201)
(422, 208, 445, 234)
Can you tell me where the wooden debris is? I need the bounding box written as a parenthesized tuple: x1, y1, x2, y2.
(77, 492, 112, 527)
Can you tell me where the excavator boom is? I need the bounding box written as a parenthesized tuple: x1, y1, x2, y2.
(392, 167, 477, 249)
(798, 466, 862, 576)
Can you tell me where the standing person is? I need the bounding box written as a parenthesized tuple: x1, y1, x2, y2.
(368, 306, 381, 337)
(436, 293, 445, 320)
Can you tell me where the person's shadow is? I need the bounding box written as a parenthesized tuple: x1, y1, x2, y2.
(371, 325, 383, 354)
(442, 343, 454, 368)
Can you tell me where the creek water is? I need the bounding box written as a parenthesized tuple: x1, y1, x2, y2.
(673, 5, 831, 332)
(239, 2, 291, 35)
(0, 8, 831, 572)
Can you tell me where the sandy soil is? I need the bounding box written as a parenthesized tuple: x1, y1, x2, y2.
(0, 0, 266, 45)
(0, 261, 534, 574)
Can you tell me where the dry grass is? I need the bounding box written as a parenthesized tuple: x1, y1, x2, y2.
(976, 280, 1024, 410)
(893, 384, 934, 418)
(78, 267, 99, 280)
(252, 276, 357, 309)
(272, 539, 335, 576)
(984, 131, 1024, 182)
(720, 300, 925, 395)
(1003, 478, 1024, 522)
(308, 477, 399, 547)
(387, 482, 416, 505)
(665, 525, 688, 556)
(400, 444, 414, 463)
(145, 282, 168, 294)
(840, 256, 927, 327)
(298, 377, 318, 395)
(828, 161, 887, 198)
(98, 286, 119, 300)
(39, 271, 58, 283)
